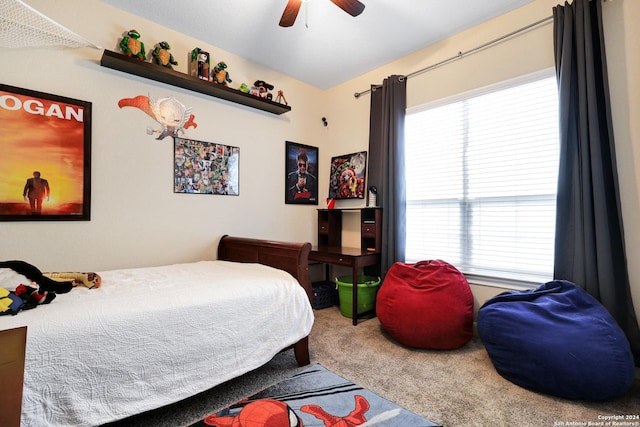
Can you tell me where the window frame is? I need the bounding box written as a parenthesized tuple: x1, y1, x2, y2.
(405, 68, 559, 289)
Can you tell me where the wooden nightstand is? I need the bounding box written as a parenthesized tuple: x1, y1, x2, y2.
(0, 326, 27, 427)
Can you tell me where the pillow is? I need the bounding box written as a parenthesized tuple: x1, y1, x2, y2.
(0, 268, 30, 291)
(478, 280, 635, 401)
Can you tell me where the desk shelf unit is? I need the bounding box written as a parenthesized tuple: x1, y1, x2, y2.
(312, 207, 383, 325)
(316, 207, 382, 253)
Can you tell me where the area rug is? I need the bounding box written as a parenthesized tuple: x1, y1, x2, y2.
(189, 364, 440, 426)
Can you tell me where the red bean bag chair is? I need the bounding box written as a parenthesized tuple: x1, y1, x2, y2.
(376, 260, 474, 349)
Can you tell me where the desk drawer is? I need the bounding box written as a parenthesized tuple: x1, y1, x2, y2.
(362, 223, 377, 237)
(318, 221, 329, 234)
(310, 252, 353, 266)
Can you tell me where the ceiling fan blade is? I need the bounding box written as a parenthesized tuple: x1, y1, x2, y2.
(279, 0, 302, 27)
(330, 0, 365, 17)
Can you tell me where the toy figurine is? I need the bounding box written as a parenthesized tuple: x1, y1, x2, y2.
(120, 29, 146, 61)
(190, 48, 210, 81)
(152, 41, 178, 69)
(212, 61, 232, 85)
(249, 80, 274, 100)
(238, 83, 250, 93)
(275, 90, 288, 105)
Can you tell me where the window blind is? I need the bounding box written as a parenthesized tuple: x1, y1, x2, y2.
(405, 72, 559, 285)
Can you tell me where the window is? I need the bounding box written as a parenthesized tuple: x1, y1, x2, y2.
(405, 71, 559, 286)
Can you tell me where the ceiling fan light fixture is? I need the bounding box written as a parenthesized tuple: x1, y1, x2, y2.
(279, 0, 364, 27)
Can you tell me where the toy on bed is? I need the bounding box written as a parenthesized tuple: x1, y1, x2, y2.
(1, 280, 72, 314)
(0, 260, 74, 315)
(0, 287, 24, 315)
(0, 261, 74, 293)
(43, 272, 102, 289)
(1, 283, 55, 315)
(0, 261, 101, 315)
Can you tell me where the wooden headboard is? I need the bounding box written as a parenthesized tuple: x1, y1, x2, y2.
(217, 235, 312, 302)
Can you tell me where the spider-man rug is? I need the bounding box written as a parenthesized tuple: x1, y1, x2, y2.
(189, 364, 440, 427)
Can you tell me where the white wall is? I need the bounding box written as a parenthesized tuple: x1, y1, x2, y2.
(1, 0, 638, 321)
(0, 0, 328, 271)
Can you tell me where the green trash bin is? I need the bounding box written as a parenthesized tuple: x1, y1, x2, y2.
(336, 275, 381, 318)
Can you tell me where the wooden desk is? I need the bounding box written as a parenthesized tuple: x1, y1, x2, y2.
(309, 246, 380, 325)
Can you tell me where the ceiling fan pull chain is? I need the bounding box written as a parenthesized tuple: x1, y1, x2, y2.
(305, 1, 309, 28)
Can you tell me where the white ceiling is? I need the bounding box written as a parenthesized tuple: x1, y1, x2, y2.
(99, 0, 534, 90)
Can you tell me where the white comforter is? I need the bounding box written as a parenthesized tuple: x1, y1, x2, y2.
(0, 261, 314, 427)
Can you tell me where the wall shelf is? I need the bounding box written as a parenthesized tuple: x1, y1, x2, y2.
(100, 50, 291, 115)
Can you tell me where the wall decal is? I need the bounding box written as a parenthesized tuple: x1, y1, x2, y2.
(118, 94, 197, 140)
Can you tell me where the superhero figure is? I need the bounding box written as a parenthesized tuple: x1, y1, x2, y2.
(203, 399, 303, 427)
(202, 395, 399, 427)
(302, 395, 401, 427)
(301, 395, 369, 426)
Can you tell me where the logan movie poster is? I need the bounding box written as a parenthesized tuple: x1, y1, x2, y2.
(0, 84, 91, 221)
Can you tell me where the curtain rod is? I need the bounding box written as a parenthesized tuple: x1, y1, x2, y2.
(353, 15, 553, 98)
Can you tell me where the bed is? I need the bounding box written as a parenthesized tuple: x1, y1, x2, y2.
(0, 235, 315, 427)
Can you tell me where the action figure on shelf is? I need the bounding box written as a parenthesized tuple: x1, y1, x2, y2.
(152, 41, 178, 69)
(212, 62, 232, 85)
(190, 48, 210, 80)
(120, 29, 146, 60)
(275, 90, 288, 105)
(249, 80, 274, 100)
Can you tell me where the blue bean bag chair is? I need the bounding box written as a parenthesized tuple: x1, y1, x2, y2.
(478, 280, 635, 401)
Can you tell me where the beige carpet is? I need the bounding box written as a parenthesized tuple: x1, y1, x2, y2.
(106, 307, 640, 426)
(311, 307, 640, 426)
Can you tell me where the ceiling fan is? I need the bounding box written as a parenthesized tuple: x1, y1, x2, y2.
(279, 0, 365, 27)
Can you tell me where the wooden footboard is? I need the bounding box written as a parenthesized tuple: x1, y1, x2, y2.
(217, 235, 312, 366)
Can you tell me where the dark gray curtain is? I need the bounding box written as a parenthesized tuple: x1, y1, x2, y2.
(367, 75, 407, 277)
(553, 0, 640, 365)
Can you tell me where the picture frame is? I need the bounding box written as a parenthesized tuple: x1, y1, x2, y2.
(328, 151, 367, 199)
(174, 137, 239, 195)
(285, 141, 318, 205)
(0, 84, 91, 221)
